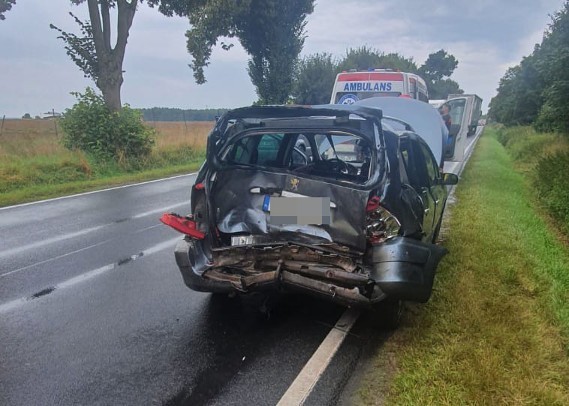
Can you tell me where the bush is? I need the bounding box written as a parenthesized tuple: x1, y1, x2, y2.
(60, 88, 155, 162)
(536, 151, 569, 233)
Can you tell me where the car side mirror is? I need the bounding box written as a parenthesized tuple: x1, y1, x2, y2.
(440, 173, 459, 185)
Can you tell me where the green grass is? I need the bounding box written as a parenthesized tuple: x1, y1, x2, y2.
(0, 147, 205, 207)
(355, 128, 569, 405)
(0, 119, 209, 207)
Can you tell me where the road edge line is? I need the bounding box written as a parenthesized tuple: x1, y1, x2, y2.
(277, 308, 361, 406)
(0, 172, 197, 211)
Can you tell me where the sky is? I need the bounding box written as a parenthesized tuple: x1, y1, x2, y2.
(0, 0, 566, 117)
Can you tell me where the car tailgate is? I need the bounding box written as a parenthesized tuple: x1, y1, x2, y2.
(210, 168, 370, 251)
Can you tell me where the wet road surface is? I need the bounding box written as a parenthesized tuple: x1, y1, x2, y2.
(0, 126, 483, 405)
(0, 175, 365, 406)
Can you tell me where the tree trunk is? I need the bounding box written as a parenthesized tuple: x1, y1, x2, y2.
(87, 0, 137, 112)
(98, 73, 123, 112)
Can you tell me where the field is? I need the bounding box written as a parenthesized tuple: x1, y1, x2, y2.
(0, 119, 213, 207)
(0, 119, 212, 158)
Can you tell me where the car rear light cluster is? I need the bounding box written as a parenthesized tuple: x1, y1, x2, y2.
(365, 196, 401, 244)
(160, 213, 205, 240)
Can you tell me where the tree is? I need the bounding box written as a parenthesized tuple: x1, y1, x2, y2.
(338, 46, 381, 72)
(0, 0, 15, 20)
(419, 49, 457, 82)
(22, 113, 31, 119)
(377, 53, 418, 73)
(418, 49, 462, 99)
(186, 0, 314, 104)
(430, 78, 462, 99)
(489, 1, 569, 132)
(489, 52, 543, 126)
(534, 1, 569, 133)
(50, 0, 200, 112)
(51, 0, 141, 112)
(292, 53, 338, 105)
(338, 47, 418, 73)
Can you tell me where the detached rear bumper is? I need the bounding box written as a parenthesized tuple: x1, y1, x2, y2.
(174, 237, 447, 305)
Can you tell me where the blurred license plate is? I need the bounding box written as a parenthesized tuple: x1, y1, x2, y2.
(268, 196, 330, 225)
(231, 235, 255, 246)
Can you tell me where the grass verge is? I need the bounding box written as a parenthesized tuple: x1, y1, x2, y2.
(355, 128, 569, 405)
(0, 160, 203, 207)
(0, 120, 210, 207)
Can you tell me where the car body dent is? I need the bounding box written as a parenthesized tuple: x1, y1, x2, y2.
(168, 104, 452, 307)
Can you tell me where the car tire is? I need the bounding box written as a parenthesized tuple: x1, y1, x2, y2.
(375, 299, 404, 330)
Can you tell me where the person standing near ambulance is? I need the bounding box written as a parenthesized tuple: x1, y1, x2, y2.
(439, 104, 452, 131)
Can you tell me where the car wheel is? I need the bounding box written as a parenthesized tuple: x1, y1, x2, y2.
(375, 299, 404, 330)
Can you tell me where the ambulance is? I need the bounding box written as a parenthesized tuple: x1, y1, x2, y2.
(330, 69, 429, 104)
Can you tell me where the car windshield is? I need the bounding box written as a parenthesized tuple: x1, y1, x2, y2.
(221, 131, 375, 184)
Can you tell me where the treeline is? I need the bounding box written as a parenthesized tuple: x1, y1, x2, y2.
(138, 47, 465, 121)
(489, 1, 569, 133)
(291, 47, 463, 105)
(139, 107, 229, 122)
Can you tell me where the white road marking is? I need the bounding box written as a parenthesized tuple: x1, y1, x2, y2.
(278, 127, 485, 405)
(131, 202, 187, 220)
(0, 202, 186, 259)
(0, 172, 197, 211)
(0, 237, 180, 315)
(0, 224, 108, 258)
(0, 239, 112, 278)
(277, 308, 361, 406)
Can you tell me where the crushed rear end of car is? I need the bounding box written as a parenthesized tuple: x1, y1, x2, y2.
(165, 105, 448, 307)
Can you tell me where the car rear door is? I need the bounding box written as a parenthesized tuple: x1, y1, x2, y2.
(400, 138, 436, 240)
(417, 142, 446, 237)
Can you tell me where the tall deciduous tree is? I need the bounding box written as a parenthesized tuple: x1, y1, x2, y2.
(534, 1, 569, 133)
(418, 49, 462, 99)
(185, 0, 314, 104)
(489, 1, 569, 132)
(292, 53, 338, 105)
(50, 1, 204, 112)
(51, 0, 139, 112)
(489, 52, 543, 126)
(338, 46, 418, 73)
(0, 0, 16, 20)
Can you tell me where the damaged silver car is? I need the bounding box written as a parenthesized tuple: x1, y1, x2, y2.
(161, 104, 458, 322)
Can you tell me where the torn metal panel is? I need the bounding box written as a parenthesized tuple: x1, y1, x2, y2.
(210, 168, 373, 251)
(174, 237, 446, 305)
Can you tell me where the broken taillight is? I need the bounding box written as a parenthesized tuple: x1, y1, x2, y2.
(365, 196, 401, 244)
(160, 213, 205, 239)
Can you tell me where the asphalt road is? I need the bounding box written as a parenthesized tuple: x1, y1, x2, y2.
(0, 127, 482, 405)
(0, 174, 363, 406)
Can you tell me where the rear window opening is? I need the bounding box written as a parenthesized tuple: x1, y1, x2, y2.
(221, 131, 375, 184)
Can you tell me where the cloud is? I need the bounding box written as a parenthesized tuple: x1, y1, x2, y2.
(301, 0, 566, 111)
(0, 0, 566, 116)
